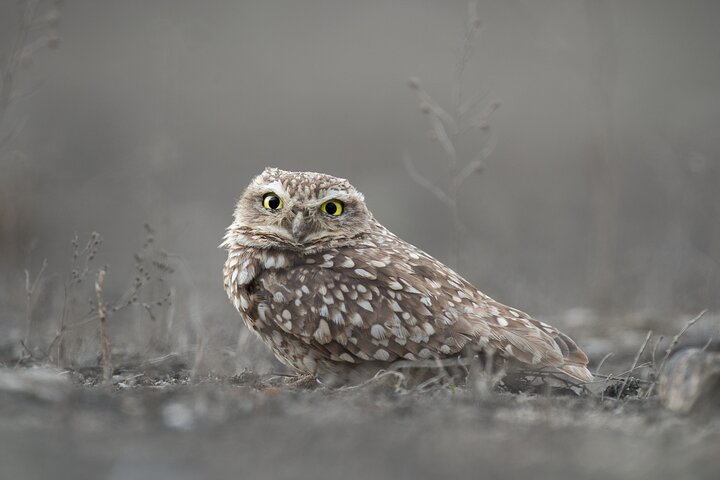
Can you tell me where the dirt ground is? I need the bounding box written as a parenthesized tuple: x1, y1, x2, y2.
(1, 357, 719, 480)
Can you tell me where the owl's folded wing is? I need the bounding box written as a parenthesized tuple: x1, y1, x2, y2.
(254, 242, 592, 382)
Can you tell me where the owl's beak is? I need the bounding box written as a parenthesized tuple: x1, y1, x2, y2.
(291, 209, 311, 242)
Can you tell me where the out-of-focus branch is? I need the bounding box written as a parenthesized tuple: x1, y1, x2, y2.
(403, 2, 500, 268)
(402, 151, 453, 209)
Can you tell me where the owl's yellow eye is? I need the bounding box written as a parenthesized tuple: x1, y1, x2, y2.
(321, 199, 344, 216)
(262, 193, 283, 210)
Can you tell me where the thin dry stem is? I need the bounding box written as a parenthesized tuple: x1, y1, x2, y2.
(645, 309, 707, 398)
(95, 268, 112, 381)
(23, 258, 47, 349)
(594, 351, 614, 376)
(617, 330, 652, 398)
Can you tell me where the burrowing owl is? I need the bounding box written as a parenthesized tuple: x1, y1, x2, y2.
(222, 168, 593, 384)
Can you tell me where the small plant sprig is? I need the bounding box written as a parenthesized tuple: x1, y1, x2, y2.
(404, 1, 501, 268)
(25, 226, 175, 374)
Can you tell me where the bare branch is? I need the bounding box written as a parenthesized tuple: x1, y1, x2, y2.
(402, 151, 453, 208)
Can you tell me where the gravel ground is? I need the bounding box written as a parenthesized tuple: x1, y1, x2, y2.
(1, 363, 719, 480)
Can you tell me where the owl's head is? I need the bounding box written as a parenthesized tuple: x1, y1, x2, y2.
(224, 168, 374, 250)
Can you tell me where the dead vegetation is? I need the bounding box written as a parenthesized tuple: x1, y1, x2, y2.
(5, 237, 718, 414)
(17, 226, 179, 378)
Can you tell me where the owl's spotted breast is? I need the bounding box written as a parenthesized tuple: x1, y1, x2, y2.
(222, 168, 593, 384)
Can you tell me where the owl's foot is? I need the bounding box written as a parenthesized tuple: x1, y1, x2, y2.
(283, 373, 319, 390)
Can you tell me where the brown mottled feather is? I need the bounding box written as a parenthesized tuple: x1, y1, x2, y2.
(222, 168, 593, 383)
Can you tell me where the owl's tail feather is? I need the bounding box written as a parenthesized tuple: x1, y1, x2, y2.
(457, 301, 594, 384)
(557, 364, 594, 383)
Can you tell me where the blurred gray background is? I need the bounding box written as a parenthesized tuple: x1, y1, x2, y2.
(2, 0, 719, 368)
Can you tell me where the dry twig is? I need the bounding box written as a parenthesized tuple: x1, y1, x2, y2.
(617, 330, 652, 399)
(95, 268, 112, 381)
(645, 309, 707, 398)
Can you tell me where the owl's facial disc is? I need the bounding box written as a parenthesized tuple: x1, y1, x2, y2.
(229, 168, 373, 249)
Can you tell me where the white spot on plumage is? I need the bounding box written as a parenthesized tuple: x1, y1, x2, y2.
(369, 260, 386, 268)
(257, 304, 268, 322)
(373, 349, 390, 361)
(340, 257, 355, 268)
(282, 309, 292, 320)
(238, 270, 252, 285)
(339, 353, 355, 363)
(319, 305, 329, 318)
(496, 316, 509, 327)
(425, 279, 441, 289)
(371, 324, 386, 339)
(332, 312, 345, 325)
(357, 300, 374, 312)
(354, 268, 375, 279)
(388, 281, 403, 290)
(350, 312, 364, 327)
(313, 319, 331, 344)
(420, 296, 432, 307)
(238, 294, 249, 311)
(418, 348, 433, 359)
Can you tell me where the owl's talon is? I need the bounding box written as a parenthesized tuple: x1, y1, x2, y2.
(284, 374, 319, 390)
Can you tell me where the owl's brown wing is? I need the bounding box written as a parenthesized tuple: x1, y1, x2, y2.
(255, 233, 592, 382)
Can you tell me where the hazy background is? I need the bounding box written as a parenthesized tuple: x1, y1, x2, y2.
(2, 0, 719, 368)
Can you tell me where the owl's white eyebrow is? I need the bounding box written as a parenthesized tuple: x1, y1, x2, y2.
(315, 191, 351, 204)
(264, 180, 287, 196)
